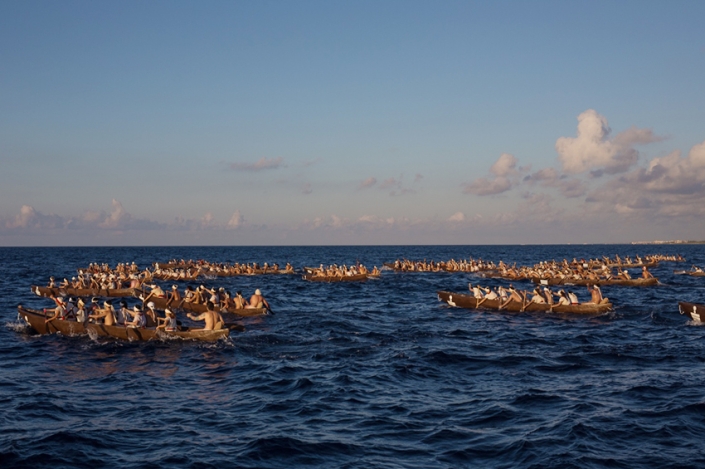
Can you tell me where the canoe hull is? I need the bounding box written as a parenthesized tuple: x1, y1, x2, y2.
(86, 323, 229, 342)
(17, 306, 87, 335)
(437, 291, 612, 314)
(679, 302, 705, 322)
(531, 277, 658, 287)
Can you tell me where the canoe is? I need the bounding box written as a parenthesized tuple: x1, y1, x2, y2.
(302, 273, 368, 282)
(673, 271, 705, 277)
(606, 262, 659, 268)
(531, 277, 658, 287)
(32, 285, 136, 298)
(85, 323, 229, 342)
(437, 291, 613, 314)
(133, 290, 268, 316)
(679, 302, 705, 322)
(17, 306, 88, 335)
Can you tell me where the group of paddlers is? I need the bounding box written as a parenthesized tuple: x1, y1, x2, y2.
(138, 283, 270, 312)
(467, 282, 609, 309)
(306, 263, 380, 278)
(42, 294, 228, 331)
(482, 259, 657, 283)
(387, 258, 497, 272)
(152, 261, 296, 279)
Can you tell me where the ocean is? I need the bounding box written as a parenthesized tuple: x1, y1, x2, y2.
(1, 244, 704, 468)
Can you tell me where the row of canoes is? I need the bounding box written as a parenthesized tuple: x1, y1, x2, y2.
(17, 306, 231, 342)
(32, 286, 269, 317)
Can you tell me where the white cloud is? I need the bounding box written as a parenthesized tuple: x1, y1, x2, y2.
(227, 210, 244, 228)
(490, 153, 519, 177)
(463, 176, 511, 196)
(359, 177, 377, 189)
(555, 109, 662, 174)
(230, 157, 285, 171)
(448, 211, 465, 222)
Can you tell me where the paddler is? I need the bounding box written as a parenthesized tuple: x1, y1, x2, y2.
(246, 289, 270, 310)
(187, 301, 224, 330)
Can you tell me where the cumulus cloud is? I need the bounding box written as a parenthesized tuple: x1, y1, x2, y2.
(5, 205, 64, 229)
(448, 211, 465, 222)
(227, 210, 244, 228)
(230, 157, 284, 171)
(463, 153, 522, 196)
(490, 153, 519, 177)
(556, 109, 662, 174)
(359, 177, 377, 189)
(524, 168, 587, 198)
(585, 139, 705, 219)
(463, 176, 512, 196)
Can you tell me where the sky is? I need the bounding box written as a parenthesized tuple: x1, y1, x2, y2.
(1, 0, 704, 246)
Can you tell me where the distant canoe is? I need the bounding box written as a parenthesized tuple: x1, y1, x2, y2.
(679, 302, 705, 322)
(17, 306, 87, 335)
(32, 285, 136, 298)
(531, 277, 658, 287)
(606, 262, 659, 268)
(133, 290, 268, 316)
(85, 323, 229, 342)
(673, 270, 705, 277)
(302, 273, 368, 282)
(437, 291, 612, 314)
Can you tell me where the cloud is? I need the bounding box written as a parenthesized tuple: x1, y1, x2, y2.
(555, 109, 662, 174)
(230, 157, 284, 171)
(584, 139, 705, 219)
(463, 153, 522, 196)
(490, 153, 519, 177)
(301, 183, 312, 195)
(463, 176, 512, 196)
(301, 158, 321, 167)
(359, 177, 377, 189)
(379, 177, 399, 190)
(227, 210, 244, 228)
(524, 168, 587, 198)
(448, 211, 465, 222)
(5, 205, 64, 229)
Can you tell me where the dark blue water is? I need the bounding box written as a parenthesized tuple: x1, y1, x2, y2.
(1, 245, 704, 469)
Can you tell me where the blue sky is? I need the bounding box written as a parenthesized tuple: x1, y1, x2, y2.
(1, 1, 704, 245)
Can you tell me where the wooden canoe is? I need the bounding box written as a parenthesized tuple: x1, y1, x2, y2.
(17, 306, 87, 336)
(673, 271, 705, 277)
(531, 277, 658, 287)
(32, 285, 136, 298)
(133, 290, 268, 316)
(679, 302, 705, 322)
(437, 291, 613, 314)
(606, 262, 659, 268)
(302, 273, 368, 282)
(85, 323, 229, 342)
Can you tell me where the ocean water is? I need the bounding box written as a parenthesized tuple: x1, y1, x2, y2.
(1, 244, 704, 469)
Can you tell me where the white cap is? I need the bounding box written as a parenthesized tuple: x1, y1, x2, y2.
(255, 289, 261, 295)
(147, 302, 155, 308)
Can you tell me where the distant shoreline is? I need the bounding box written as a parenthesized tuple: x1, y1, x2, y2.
(631, 240, 705, 245)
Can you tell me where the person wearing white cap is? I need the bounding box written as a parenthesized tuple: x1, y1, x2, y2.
(246, 289, 270, 310)
(126, 305, 146, 328)
(157, 308, 177, 332)
(89, 300, 116, 326)
(145, 302, 158, 326)
(44, 296, 68, 323)
(75, 298, 88, 323)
